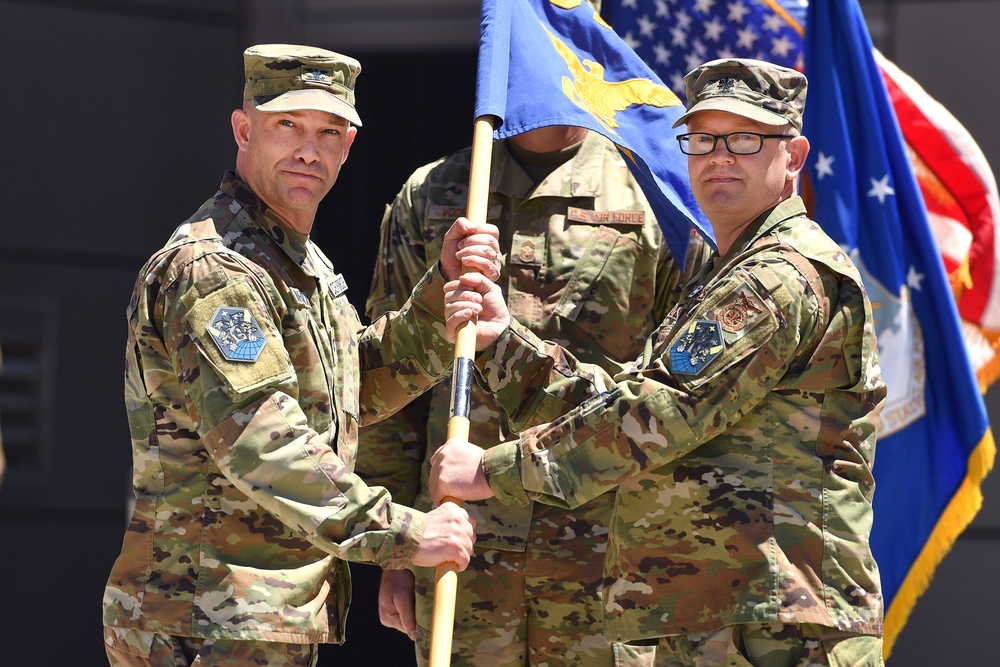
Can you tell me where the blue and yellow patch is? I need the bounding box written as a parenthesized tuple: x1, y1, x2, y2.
(206, 306, 267, 363)
(670, 320, 725, 375)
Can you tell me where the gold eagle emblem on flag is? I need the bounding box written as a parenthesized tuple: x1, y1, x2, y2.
(543, 26, 681, 133)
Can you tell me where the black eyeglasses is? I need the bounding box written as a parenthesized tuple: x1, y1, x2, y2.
(676, 131, 794, 156)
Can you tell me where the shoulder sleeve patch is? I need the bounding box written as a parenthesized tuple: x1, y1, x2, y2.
(185, 280, 292, 394)
(714, 282, 769, 340)
(670, 320, 725, 375)
(206, 306, 267, 362)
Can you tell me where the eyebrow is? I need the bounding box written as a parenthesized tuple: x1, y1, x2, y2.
(273, 110, 348, 128)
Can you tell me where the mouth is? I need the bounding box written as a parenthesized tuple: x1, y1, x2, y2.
(704, 173, 741, 184)
(285, 171, 322, 181)
(283, 169, 324, 182)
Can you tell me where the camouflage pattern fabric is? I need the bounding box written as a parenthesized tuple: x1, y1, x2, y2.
(672, 58, 809, 131)
(103, 172, 457, 644)
(650, 623, 884, 667)
(104, 627, 318, 667)
(476, 197, 885, 644)
(242, 44, 363, 126)
(360, 132, 709, 664)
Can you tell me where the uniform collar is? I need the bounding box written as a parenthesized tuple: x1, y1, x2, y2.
(220, 171, 314, 274)
(490, 131, 605, 200)
(724, 195, 807, 259)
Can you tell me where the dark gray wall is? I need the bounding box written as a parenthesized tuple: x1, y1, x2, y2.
(0, 1, 997, 665)
(0, 2, 243, 663)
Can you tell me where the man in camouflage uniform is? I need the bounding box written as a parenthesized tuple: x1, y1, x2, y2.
(360, 124, 708, 666)
(431, 58, 886, 666)
(102, 44, 502, 667)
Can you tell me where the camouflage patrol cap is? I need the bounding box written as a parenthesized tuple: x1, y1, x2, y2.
(672, 58, 807, 131)
(243, 44, 362, 126)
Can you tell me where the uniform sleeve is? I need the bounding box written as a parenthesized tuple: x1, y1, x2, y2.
(163, 252, 428, 569)
(357, 263, 456, 423)
(365, 176, 434, 318)
(356, 180, 437, 504)
(481, 256, 823, 509)
(474, 318, 618, 433)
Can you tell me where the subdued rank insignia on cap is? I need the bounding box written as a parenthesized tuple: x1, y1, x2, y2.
(302, 69, 333, 87)
(716, 78, 736, 94)
(329, 273, 348, 298)
(206, 306, 267, 363)
(670, 320, 725, 375)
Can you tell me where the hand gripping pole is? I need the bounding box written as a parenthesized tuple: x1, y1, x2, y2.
(427, 114, 496, 667)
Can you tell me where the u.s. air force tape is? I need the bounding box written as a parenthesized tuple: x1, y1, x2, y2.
(449, 356, 474, 420)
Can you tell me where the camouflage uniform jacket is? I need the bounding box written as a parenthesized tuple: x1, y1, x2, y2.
(103, 172, 457, 644)
(475, 197, 886, 641)
(360, 132, 709, 550)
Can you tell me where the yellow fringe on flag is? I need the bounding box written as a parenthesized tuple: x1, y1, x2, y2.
(882, 429, 997, 658)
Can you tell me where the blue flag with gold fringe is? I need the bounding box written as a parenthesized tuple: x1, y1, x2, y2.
(475, 0, 713, 265)
(802, 0, 994, 654)
(602, 0, 996, 656)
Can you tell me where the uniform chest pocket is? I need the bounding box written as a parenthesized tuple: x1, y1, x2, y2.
(324, 293, 361, 424)
(552, 226, 655, 361)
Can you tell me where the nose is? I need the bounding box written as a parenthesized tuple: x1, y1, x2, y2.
(707, 140, 735, 163)
(293, 137, 320, 164)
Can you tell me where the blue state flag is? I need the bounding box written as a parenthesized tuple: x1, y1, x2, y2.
(475, 0, 714, 265)
(803, 0, 994, 654)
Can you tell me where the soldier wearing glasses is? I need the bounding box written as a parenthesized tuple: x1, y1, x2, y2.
(431, 58, 887, 666)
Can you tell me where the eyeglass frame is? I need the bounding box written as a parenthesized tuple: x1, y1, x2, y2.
(675, 131, 795, 156)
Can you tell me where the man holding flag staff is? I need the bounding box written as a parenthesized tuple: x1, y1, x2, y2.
(102, 43, 499, 666)
(434, 58, 887, 666)
(361, 121, 708, 666)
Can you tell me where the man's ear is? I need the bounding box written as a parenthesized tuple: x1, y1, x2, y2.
(340, 125, 358, 166)
(786, 135, 810, 180)
(231, 108, 251, 151)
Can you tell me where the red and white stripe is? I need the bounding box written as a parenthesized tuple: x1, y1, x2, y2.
(877, 50, 1000, 385)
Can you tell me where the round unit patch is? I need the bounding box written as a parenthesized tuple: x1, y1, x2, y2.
(719, 302, 749, 332)
(206, 306, 267, 363)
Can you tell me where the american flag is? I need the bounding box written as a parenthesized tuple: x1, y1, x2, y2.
(603, 0, 807, 100)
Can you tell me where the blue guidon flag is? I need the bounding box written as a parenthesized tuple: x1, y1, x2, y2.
(475, 0, 714, 267)
(206, 306, 267, 363)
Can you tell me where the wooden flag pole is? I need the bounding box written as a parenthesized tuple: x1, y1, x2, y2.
(427, 113, 497, 667)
